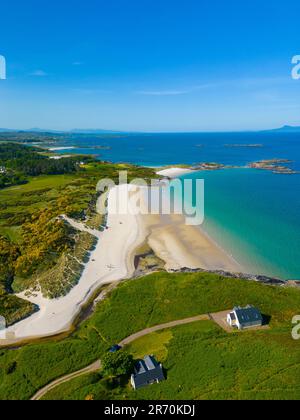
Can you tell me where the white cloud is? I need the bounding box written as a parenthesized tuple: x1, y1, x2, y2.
(29, 70, 48, 77)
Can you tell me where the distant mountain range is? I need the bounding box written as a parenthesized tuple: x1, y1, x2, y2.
(0, 128, 122, 134)
(70, 128, 123, 134)
(0, 126, 300, 134)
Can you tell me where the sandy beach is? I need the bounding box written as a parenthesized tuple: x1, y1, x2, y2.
(137, 181, 241, 272)
(156, 167, 194, 178)
(1, 172, 242, 345)
(48, 147, 76, 151)
(143, 213, 241, 272)
(2, 184, 147, 344)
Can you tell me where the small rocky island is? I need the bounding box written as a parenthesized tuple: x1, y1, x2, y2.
(224, 144, 264, 148)
(194, 162, 226, 170)
(193, 162, 238, 171)
(189, 159, 299, 175)
(248, 159, 299, 174)
(76, 145, 111, 150)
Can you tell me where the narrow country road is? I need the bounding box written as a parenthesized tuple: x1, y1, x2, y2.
(30, 361, 101, 401)
(30, 313, 209, 400)
(118, 314, 209, 346)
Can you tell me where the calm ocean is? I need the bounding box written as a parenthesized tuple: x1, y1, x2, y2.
(57, 132, 300, 280)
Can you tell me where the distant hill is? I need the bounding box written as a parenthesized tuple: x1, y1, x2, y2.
(0, 128, 64, 134)
(1, 126, 300, 135)
(27, 128, 123, 134)
(0, 128, 124, 135)
(269, 125, 300, 133)
(70, 128, 122, 134)
(0, 128, 16, 132)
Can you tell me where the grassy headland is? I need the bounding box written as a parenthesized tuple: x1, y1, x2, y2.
(0, 272, 299, 400)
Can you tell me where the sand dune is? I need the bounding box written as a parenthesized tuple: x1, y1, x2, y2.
(2, 185, 146, 344)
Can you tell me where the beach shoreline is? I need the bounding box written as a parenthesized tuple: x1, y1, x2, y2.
(1, 169, 244, 346)
(156, 167, 195, 178)
(142, 213, 242, 273)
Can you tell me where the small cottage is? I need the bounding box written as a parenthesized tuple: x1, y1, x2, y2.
(227, 305, 263, 330)
(131, 355, 165, 390)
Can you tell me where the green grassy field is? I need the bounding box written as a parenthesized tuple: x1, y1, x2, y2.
(0, 295, 36, 326)
(42, 321, 300, 400)
(0, 174, 78, 240)
(0, 272, 299, 400)
(0, 164, 158, 240)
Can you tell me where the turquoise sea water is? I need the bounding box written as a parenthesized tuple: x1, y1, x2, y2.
(55, 131, 300, 171)
(54, 132, 300, 279)
(180, 169, 300, 280)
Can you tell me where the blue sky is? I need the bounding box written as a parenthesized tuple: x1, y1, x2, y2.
(0, 0, 299, 131)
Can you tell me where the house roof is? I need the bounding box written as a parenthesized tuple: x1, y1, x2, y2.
(233, 305, 263, 325)
(132, 356, 165, 388)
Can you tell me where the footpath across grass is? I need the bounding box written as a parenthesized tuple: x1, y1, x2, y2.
(43, 321, 300, 400)
(0, 272, 299, 400)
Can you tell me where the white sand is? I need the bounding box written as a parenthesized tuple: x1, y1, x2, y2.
(137, 186, 241, 272)
(48, 147, 75, 151)
(3, 185, 146, 343)
(49, 155, 72, 160)
(156, 167, 194, 178)
(2, 182, 242, 345)
(144, 214, 242, 272)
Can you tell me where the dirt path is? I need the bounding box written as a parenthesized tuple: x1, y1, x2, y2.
(30, 314, 210, 400)
(119, 314, 209, 346)
(30, 361, 101, 401)
(60, 215, 102, 239)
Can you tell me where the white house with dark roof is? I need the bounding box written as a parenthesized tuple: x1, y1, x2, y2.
(131, 355, 165, 390)
(227, 305, 263, 330)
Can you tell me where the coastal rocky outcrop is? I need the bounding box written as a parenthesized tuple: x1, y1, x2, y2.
(161, 159, 300, 175)
(248, 159, 299, 174)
